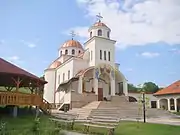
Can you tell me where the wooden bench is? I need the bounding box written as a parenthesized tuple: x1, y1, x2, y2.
(49, 113, 78, 130)
(83, 116, 120, 135)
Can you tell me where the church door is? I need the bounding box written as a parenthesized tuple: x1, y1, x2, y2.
(98, 88, 103, 101)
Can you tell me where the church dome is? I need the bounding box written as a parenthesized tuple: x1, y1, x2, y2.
(49, 60, 61, 69)
(61, 40, 83, 49)
(93, 22, 108, 28)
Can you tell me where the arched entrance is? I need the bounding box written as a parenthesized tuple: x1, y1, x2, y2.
(159, 99, 168, 110)
(177, 98, 180, 112)
(170, 98, 175, 110)
(98, 72, 111, 101)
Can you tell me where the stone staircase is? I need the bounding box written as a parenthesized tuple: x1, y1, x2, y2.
(68, 101, 101, 120)
(89, 96, 175, 119)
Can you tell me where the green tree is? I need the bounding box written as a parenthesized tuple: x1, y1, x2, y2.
(128, 83, 138, 92)
(142, 82, 159, 93)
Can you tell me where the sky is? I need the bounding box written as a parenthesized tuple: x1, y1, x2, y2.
(0, 0, 179, 87)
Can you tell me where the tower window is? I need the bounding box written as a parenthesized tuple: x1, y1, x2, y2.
(63, 73, 65, 81)
(100, 50, 102, 60)
(72, 49, 75, 55)
(104, 51, 106, 60)
(58, 75, 60, 84)
(108, 51, 110, 61)
(107, 31, 110, 38)
(90, 31, 92, 38)
(79, 50, 81, 53)
(68, 70, 70, 79)
(97, 29, 102, 36)
(91, 51, 93, 60)
(65, 49, 68, 55)
(60, 51, 62, 55)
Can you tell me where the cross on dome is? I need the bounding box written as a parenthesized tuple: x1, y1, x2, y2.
(70, 30, 76, 40)
(96, 13, 103, 22)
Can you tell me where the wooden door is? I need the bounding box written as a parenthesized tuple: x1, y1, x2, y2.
(98, 88, 103, 101)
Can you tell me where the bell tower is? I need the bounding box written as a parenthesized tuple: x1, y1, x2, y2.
(84, 13, 116, 68)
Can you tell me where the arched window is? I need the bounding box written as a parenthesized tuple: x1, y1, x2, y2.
(104, 51, 106, 60)
(68, 70, 70, 79)
(108, 51, 110, 61)
(100, 50, 102, 60)
(79, 50, 81, 53)
(60, 51, 62, 55)
(107, 31, 110, 38)
(65, 49, 68, 55)
(97, 29, 102, 36)
(72, 49, 75, 55)
(90, 31, 92, 38)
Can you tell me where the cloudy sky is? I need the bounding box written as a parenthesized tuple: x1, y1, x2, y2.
(0, 0, 179, 87)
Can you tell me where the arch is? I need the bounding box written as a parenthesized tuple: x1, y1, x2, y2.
(90, 31, 92, 38)
(82, 66, 95, 77)
(128, 96, 137, 102)
(159, 99, 168, 110)
(72, 49, 75, 55)
(65, 49, 68, 55)
(97, 29, 102, 36)
(107, 31, 110, 38)
(170, 98, 175, 110)
(176, 98, 180, 112)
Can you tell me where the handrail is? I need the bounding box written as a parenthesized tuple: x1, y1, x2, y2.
(0, 91, 52, 114)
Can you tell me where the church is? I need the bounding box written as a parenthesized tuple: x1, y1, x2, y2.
(43, 17, 128, 110)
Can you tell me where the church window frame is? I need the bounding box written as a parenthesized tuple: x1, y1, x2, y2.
(63, 73, 65, 81)
(58, 74, 60, 84)
(90, 31, 92, 38)
(108, 51, 110, 61)
(68, 70, 70, 80)
(65, 49, 68, 55)
(100, 50, 102, 60)
(107, 31, 110, 38)
(91, 50, 93, 60)
(104, 51, 106, 60)
(72, 49, 75, 55)
(97, 29, 102, 36)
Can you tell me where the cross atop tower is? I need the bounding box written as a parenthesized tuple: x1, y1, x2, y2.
(70, 30, 76, 40)
(96, 13, 103, 22)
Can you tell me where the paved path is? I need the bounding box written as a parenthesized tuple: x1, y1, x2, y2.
(61, 131, 87, 135)
(122, 116, 180, 126)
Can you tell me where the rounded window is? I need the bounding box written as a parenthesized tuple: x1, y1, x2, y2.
(97, 29, 102, 36)
(107, 31, 110, 38)
(90, 31, 92, 38)
(65, 49, 68, 55)
(72, 49, 75, 55)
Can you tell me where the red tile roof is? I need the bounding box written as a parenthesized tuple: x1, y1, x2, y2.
(0, 58, 46, 84)
(154, 80, 180, 95)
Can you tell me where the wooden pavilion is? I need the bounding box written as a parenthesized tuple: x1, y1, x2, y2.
(0, 58, 51, 117)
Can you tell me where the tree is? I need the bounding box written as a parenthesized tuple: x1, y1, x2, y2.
(142, 82, 159, 93)
(128, 83, 138, 92)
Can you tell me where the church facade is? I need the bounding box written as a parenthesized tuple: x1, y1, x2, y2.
(43, 19, 128, 108)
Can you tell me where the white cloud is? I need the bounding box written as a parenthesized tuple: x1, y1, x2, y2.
(74, 0, 180, 48)
(8, 56, 20, 61)
(126, 68, 133, 72)
(140, 52, 160, 58)
(169, 48, 180, 54)
(20, 40, 37, 48)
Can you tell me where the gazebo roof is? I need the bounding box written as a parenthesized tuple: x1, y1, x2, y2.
(154, 80, 180, 96)
(0, 58, 47, 87)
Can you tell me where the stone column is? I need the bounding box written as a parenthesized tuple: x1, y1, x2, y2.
(174, 98, 177, 112)
(111, 79, 115, 96)
(167, 99, 171, 111)
(123, 81, 128, 96)
(157, 100, 160, 109)
(78, 76, 83, 93)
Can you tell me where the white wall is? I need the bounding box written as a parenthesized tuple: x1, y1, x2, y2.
(44, 69, 56, 104)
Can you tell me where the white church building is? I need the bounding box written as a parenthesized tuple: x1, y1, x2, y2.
(43, 19, 128, 109)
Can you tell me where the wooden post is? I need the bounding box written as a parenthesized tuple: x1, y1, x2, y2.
(12, 77, 22, 92)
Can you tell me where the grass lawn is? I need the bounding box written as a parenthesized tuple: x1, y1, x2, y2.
(1, 115, 180, 135)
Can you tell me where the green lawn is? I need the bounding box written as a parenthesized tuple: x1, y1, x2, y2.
(1, 115, 180, 135)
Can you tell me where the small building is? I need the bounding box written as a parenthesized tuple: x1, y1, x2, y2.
(154, 80, 180, 112)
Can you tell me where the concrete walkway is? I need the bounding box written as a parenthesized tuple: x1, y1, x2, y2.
(61, 131, 87, 135)
(122, 116, 180, 126)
